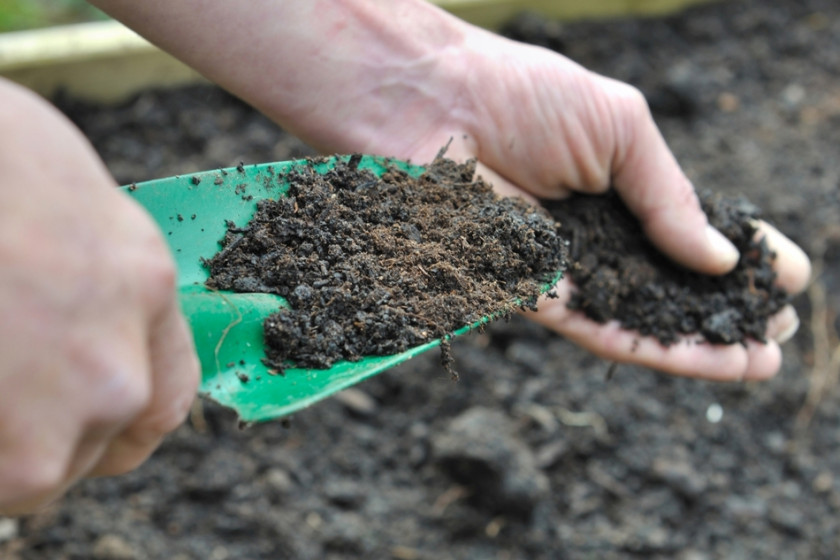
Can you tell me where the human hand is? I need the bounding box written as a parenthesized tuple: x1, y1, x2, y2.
(0, 79, 199, 515)
(319, 17, 811, 380)
(438, 31, 810, 380)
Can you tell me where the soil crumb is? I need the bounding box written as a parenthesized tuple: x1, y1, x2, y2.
(206, 154, 568, 372)
(544, 190, 789, 346)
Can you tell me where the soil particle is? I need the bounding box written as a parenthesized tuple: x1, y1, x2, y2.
(322, 478, 367, 510)
(0, 518, 18, 544)
(321, 512, 370, 554)
(262, 468, 295, 497)
(768, 500, 807, 536)
(544, 190, 789, 345)
(431, 407, 549, 518)
(651, 455, 709, 500)
(91, 534, 136, 560)
(183, 448, 257, 501)
(206, 154, 568, 372)
(332, 388, 378, 417)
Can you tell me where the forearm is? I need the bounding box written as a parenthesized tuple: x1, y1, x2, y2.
(89, 0, 476, 155)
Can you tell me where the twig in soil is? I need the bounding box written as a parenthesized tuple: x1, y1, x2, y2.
(391, 546, 424, 560)
(796, 259, 840, 429)
(434, 136, 454, 161)
(555, 407, 611, 442)
(439, 337, 458, 381)
(587, 462, 630, 498)
(431, 485, 469, 516)
(189, 399, 207, 434)
(485, 516, 506, 538)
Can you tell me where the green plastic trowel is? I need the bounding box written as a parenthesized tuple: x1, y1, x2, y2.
(123, 155, 561, 423)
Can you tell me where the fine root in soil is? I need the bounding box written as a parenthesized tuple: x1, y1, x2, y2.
(796, 258, 840, 429)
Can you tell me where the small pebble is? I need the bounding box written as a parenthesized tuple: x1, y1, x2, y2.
(92, 534, 136, 560)
(706, 403, 724, 423)
(265, 468, 295, 495)
(334, 388, 378, 417)
(0, 517, 18, 543)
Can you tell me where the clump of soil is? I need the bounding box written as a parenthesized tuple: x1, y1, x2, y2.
(206, 153, 568, 372)
(544, 190, 789, 345)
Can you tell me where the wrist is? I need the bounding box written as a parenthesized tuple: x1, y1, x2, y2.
(91, 0, 485, 159)
(271, 0, 480, 156)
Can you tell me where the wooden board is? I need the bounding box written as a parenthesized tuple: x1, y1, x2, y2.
(0, 0, 719, 102)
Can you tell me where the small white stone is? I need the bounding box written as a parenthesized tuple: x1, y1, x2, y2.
(0, 517, 18, 543)
(265, 467, 294, 494)
(334, 388, 378, 416)
(706, 403, 724, 424)
(92, 534, 136, 560)
(781, 83, 806, 108)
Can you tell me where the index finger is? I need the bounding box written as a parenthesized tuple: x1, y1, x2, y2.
(607, 78, 741, 276)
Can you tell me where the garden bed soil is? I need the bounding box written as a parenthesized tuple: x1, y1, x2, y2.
(5, 0, 840, 558)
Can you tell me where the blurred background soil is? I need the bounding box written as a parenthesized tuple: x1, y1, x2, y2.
(3, 0, 840, 558)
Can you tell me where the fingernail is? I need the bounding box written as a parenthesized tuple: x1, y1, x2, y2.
(705, 225, 740, 269)
(774, 306, 800, 344)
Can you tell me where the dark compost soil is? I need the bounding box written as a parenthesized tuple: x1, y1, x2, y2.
(205, 155, 566, 373)
(5, 0, 840, 558)
(545, 190, 788, 345)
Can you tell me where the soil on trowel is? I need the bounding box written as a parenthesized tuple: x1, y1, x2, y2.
(544, 190, 790, 346)
(205, 152, 568, 373)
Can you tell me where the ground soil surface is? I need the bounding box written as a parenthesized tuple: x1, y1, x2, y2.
(4, 0, 840, 558)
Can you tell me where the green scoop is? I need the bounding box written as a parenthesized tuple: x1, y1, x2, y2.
(122, 155, 561, 423)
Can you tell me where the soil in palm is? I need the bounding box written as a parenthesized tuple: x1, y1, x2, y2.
(544, 190, 789, 345)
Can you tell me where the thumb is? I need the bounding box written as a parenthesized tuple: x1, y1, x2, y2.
(607, 77, 740, 275)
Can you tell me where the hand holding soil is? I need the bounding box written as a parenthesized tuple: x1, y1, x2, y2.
(356, 29, 810, 381)
(538, 191, 809, 380)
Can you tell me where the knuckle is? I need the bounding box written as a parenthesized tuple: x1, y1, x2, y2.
(0, 450, 67, 500)
(657, 177, 701, 219)
(105, 369, 153, 421)
(137, 392, 195, 438)
(20, 460, 65, 497)
(612, 81, 648, 112)
(101, 452, 150, 478)
(112, 200, 179, 306)
(146, 253, 178, 296)
(67, 336, 153, 420)
(675, 178, 701, 207)
(118, 356, 198, 442)
(574, 175, 611, 195)
(145, 245, 178, 293)
(608, 81, 653, 137)
(130, 242, 178, 311)
(84, 360, 153, 423)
